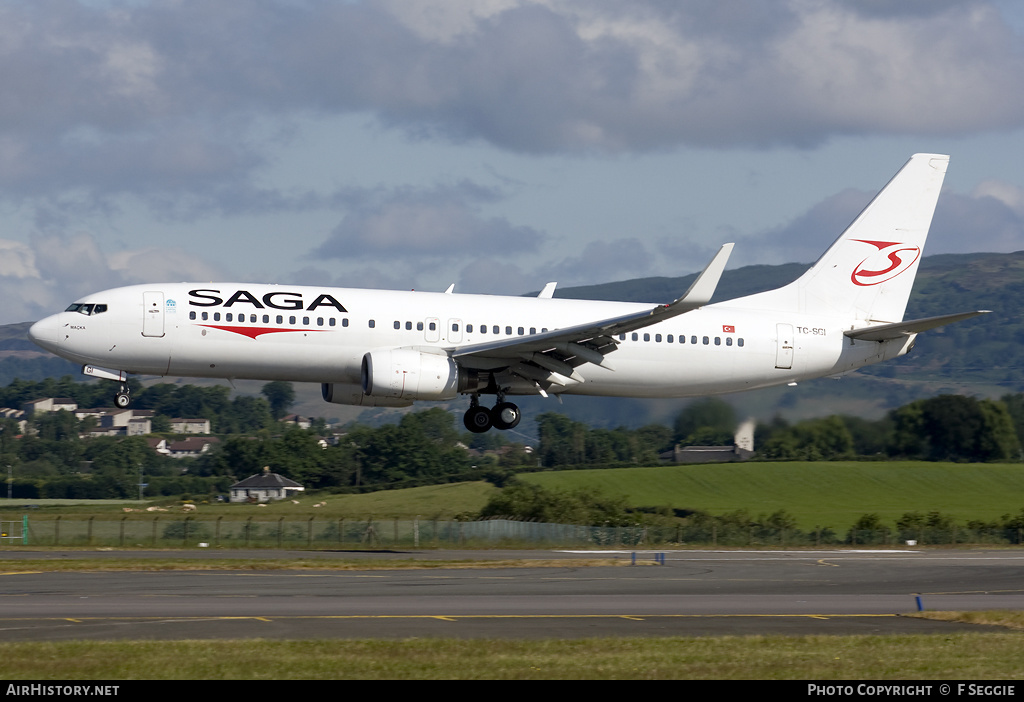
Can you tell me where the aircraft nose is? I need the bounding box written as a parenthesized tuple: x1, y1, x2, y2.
(28, 315, 60, 351)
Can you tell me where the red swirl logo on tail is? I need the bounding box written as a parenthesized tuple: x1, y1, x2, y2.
(850, 240, 921, 286)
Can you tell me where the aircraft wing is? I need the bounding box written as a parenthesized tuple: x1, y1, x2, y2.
(843, 310, 990, 342)
(449, 244, 733, 386)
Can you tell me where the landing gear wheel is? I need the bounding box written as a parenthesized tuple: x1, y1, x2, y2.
(491, 402, 521, 431)
(463, 405, 493, 434)
(115, 384, 132, 409)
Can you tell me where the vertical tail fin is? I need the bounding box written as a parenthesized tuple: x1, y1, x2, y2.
(731, 153, 949, 322)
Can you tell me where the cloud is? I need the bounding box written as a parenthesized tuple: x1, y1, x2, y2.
(312, 182, 545, 261)
(930, 187, 1024, 254)
(0, 231, 230, 324)
(732, 181, 1024, 266)
(454, 237, 657, 295)
(2, 0, 1023, 213)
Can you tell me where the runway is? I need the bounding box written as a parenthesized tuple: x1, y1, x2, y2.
(0, 549, 1021, 640)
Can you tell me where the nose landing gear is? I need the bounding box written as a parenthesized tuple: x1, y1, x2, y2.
(114, 384, 132, 409)
(463, 394, 521, 433)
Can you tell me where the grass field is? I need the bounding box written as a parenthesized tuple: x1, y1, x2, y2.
(3, 461, 1024, 534)
(0, 628, 1022, 679)
(519, 461, 1024, 531)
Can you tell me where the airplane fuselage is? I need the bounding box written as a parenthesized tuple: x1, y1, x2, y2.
(30, 282, 911, 398)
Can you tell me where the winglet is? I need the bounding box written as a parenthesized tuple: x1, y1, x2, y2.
(444, 284, 455, 294)
(672, 243, 734, 309)
(537, 282, 557, 299)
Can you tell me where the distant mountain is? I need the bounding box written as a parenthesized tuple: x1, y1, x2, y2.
(2, 251, 1020, 427)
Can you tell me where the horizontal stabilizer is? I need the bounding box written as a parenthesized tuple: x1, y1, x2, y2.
(844, 310, 990, 342)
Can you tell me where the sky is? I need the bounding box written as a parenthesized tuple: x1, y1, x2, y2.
(2, 0, 1024, 325)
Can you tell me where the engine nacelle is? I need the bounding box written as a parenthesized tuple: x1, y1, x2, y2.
(321, 382, 412, 407)
(361, 348, 460, 401)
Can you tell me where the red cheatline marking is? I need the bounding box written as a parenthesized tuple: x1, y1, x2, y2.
(198, 325, 326, 340)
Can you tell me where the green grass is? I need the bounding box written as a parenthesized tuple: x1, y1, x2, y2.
(519, 461, 1024, 531)
(5, 462, 1024, 535)
(0, 632, 1021, 679)
(0, 481, 499, 519)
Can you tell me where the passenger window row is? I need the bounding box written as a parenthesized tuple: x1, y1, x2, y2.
(189, 311, 345, 328)
(619, 332, 745, 347)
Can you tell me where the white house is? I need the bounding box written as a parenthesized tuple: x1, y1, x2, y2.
(229, 467, 305, 503)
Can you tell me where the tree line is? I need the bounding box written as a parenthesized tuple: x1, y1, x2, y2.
(3, 375, 1024, 501)
(534, 394, 1024, 468)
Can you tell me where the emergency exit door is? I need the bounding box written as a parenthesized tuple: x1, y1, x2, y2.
(775, 323, 794, 369)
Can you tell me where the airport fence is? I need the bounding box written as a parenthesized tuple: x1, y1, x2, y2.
(13, 515, 1024, 548)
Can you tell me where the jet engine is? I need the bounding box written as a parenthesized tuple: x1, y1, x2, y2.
(361, 348, 459, 401)
(321, 382, 412, 407)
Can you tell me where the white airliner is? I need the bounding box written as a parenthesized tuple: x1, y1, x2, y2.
(29, 153, 986, 433)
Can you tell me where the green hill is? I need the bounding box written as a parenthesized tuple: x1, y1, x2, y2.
(518, 462, 1024, 532)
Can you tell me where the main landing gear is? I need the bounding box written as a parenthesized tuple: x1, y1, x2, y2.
(463, 394, 521, 434)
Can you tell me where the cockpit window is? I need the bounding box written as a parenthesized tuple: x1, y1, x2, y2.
(64, 303, 107, 316)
